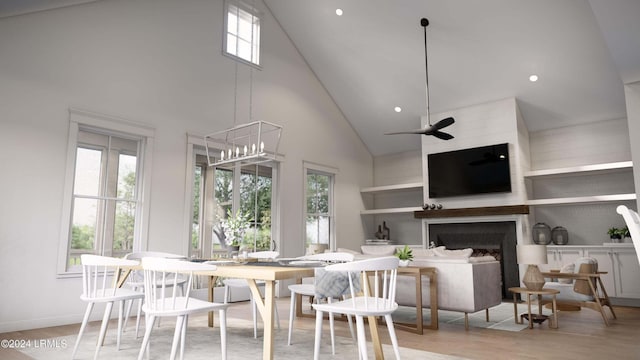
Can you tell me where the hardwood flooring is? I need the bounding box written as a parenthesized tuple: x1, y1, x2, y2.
(2, 299, 639, 359)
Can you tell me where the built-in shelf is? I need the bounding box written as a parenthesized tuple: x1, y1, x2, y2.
(360, 206, 423, 215)
(360, 182, 423, 194)
(525, 193, 637, 206)
(524, 161, 633, 179)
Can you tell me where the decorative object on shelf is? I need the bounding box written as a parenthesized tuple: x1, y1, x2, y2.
(395, 245, 414, 267)
(607, 227, 626, 243)
(383, 221, 390, 239)
(375, 225, 384, 239)
(384, 18, 454, 140)
(306, 243, 328, 255)
(551, 226, 569, 245)
(532, 222, 552, 245)
(517, 244, 548, 291)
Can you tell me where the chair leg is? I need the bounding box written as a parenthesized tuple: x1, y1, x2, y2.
(355, 315, 368, 360)
(135, 298, 143, 338)
(116, 300, 124, 351)
(251, 294, 258, 338)
(170, 315, 185, 360)
(95, 301, 114, 360)
(123, 298, 134, 331)
(180, 315, 188, 360)
(219, 309, 227, 360)
(313, 309, 323, 360)
(385, 314, 401, 360)
(137, 315, 156, 360)
(72, 302, 94, 359)
(328, 298, 335, 355)
(464, 312, 469, 330)
(287, 292, 296, 345)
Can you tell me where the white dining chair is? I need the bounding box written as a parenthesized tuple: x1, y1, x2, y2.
(122, 251, 187, 338)
(223, 250, 281, 338)
(137, 257, 229, 360)
(312, 256, 401, 360)
(72, 254, 145, 360)
(287, 252, 356, 353)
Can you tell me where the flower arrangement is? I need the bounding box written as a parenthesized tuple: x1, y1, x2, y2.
(218, 209, 252, 247)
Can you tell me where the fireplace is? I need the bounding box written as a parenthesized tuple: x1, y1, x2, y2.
(429, 221, 519, 298)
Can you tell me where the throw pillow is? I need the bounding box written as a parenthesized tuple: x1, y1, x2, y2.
(433, 247, 473, 258)
(558, 263, 575, 284)
(412, 247, 443, 258)
(361, 245, 396, 256)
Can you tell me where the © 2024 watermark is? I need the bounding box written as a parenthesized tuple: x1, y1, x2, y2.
(1, 338, 67, 350)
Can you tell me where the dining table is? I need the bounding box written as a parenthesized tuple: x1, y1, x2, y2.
(197, 261, 389, 360)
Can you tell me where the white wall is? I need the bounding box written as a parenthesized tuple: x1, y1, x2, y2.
(0, 0, 372, 332)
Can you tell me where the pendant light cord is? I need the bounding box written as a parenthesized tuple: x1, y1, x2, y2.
(422, 18, 431, 126)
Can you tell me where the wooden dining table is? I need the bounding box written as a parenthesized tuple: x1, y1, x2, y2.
(197, 262, 388, 360)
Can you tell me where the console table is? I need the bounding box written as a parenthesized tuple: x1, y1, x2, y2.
(508, 287, 559, 329)
(394, 266, 438, 333)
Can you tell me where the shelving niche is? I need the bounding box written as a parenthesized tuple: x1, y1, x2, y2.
(360, 182, 423, 215)
(524, 161, 636, 206)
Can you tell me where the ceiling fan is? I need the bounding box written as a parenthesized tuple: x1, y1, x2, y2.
(385, 18, 455, 140)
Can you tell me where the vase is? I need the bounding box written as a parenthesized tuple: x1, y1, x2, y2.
(399, 260, 410, 267)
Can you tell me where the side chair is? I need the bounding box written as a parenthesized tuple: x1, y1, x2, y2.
(123, 251, 187, 338)
(287, 251, 356, 354)
(137, 257, 229, 360)
(72, 254, 145, 360)
(312, 256, 401, 360)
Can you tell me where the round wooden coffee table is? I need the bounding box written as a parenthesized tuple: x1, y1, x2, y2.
(508, 287, 559, 329)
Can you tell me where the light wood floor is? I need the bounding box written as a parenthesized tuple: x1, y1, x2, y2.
(2, 299, 639, 359)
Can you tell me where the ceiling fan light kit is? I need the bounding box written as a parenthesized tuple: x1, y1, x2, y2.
(385, 17, 454, 140)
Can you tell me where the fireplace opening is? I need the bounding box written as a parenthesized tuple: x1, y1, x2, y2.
(429, 222, 519, 299)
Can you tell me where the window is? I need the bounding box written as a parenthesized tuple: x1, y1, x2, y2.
(224, 0, 261, 66)
(187, 140, 278, 258)
(304, 162, 336, 250)
(58, 109, 154, 275)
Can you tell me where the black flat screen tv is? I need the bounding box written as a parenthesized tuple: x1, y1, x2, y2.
(428, 143, 512, 198)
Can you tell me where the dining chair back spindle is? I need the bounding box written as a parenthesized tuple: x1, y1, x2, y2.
(72, 254, 145, 360)
(138, 257, 229, 360)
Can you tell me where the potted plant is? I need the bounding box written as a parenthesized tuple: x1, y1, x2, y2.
(395, 245, 414, 267)
(607, 227, 625, 243)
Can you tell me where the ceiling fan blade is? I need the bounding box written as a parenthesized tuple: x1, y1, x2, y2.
(430, 130, 454, 140)
(384, 129, 427, 135)
(431, 117, 455, 130)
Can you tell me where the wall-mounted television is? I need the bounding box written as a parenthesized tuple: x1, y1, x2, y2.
(428, 143, 512, 198)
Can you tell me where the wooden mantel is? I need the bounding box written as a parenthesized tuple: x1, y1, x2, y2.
(414, 205, 529, 219)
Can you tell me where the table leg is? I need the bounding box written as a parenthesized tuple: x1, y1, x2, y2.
(550, 295, 558, 329)
(247, 279, 275, 360)
(526, 294, 533, 329)
(512, 293, 521, 324)
(428, 271, 438, 330)
(368, 315, 384, 360)
(414, 273, 424, 334)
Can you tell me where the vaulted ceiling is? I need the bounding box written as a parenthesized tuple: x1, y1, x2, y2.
(2, 0, 639, 156)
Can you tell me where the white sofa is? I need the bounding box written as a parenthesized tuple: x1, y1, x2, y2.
(343, 245, 503, 329)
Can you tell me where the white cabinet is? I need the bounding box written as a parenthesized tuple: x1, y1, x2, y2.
(547, 245, 640, 300)
(360, 182, 423, 215)
(524, 161, 636, 206)
(611, 248, 640, 299)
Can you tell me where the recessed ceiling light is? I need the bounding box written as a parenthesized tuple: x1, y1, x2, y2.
(335, 8, 343, 16)
(394, 106, 402, 113)
(529, 74, 539, 82)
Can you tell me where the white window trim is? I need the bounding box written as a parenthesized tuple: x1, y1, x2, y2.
(222, 0, 263, 69)
(303, 161, 338, 251)
(56, 108, 155, 277)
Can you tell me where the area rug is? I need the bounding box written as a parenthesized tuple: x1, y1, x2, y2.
(392, 301, 554, 332)
(20, 318, 469, 360)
